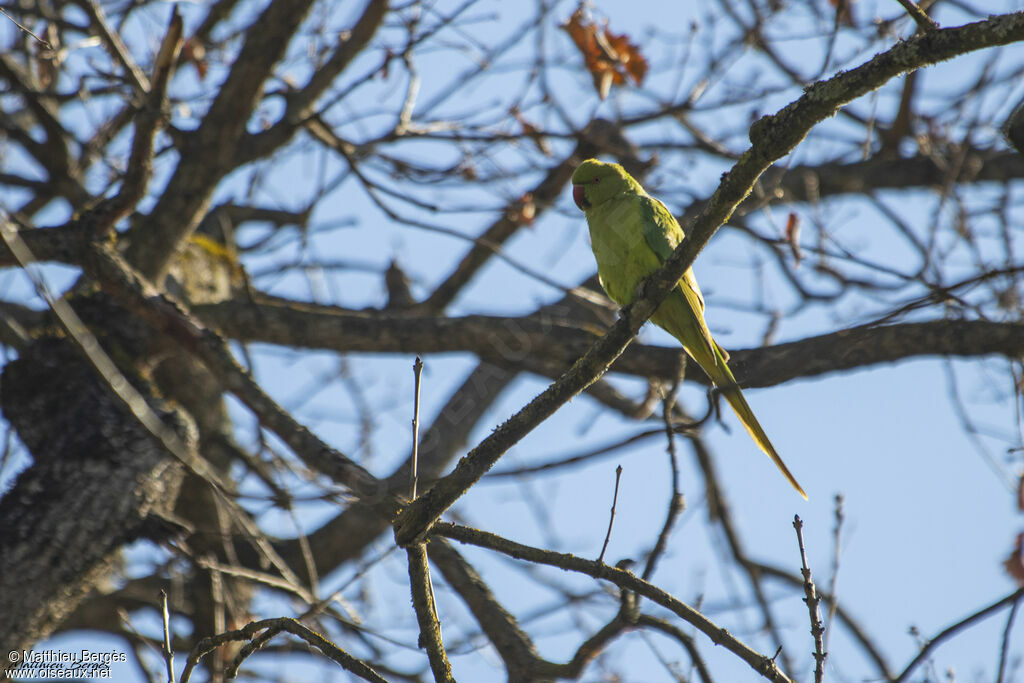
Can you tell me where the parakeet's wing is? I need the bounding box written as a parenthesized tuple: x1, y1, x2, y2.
(637, 195, 807, 498)
(638, 196, 717, 352)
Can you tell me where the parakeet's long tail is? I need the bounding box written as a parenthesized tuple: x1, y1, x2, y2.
(655, 295, 807, 499)
(709, 343, 808, 500)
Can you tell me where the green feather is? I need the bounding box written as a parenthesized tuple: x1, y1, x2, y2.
(571, 159, 807, 499)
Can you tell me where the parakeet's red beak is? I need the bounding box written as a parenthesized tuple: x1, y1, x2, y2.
(572, 185, 589, 210)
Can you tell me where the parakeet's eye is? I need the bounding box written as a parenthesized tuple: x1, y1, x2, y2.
(593, 177, 601, 184)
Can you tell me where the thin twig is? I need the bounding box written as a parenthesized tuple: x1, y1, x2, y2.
(597, 465, 623, 564)
(488, 428, 669, 480)
(194, 558, 314, 604)
(643, 380, 686, 581)
(286, 504, 320, 601)
(205, 556, 225, 680)
(751, 560, 892, 679)
(74, 0, 151, 95)
(115, 609, 164, 683)
(0, 7, 52, 48)
(636, 615, 713, 683)
(996, 590, 1023, 683)
(411, 356, 424, 500)
(180, 618, 386, 683)
(436, 521, 795, 683)
(824, 494, 844, 656)
(893, 0, 939, 32)
(159, 590, 174, 683)
(793, 515, 827, 682)
(690, 434, 795, 674)
(896, 588, 1024, 681)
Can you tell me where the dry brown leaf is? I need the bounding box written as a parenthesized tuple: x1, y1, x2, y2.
(561, 7, 648, 100)
(785, 211, 803, 267)
(1004, 533, 1024, 586)
(181, 37, 208, 81)
(508, 192, 536, 226)
(829, 0, 857, 27)
(511, 107, 552, 156)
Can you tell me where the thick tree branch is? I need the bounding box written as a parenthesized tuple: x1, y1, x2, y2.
(235, 0, 389, 165)
(406, 542, 454, 683)
(85, 244, 391, 505)
(738, 149, 1024, 215)
(194, 300, 1024, 387)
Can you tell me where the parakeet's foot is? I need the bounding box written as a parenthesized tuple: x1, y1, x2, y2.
(632, 278, 650, 305)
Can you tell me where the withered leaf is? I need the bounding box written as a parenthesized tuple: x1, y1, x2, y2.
(561, 7, 648, 100)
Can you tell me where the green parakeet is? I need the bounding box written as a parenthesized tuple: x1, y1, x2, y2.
(571, 159, 807, 499)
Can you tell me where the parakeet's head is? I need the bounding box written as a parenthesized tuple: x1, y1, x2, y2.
(571, 159, 636, 211)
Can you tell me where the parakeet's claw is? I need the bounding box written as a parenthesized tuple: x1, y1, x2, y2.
(633, 278, 650, 304)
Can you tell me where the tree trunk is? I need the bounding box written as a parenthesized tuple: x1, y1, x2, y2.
(0, 336, 191, 664)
